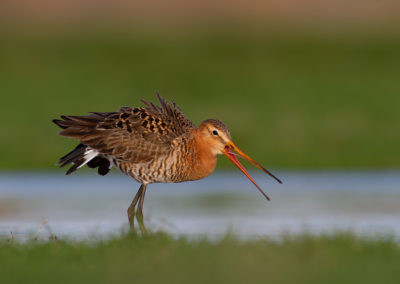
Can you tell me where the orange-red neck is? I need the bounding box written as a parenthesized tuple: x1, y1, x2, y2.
(188, 129, 218, 181)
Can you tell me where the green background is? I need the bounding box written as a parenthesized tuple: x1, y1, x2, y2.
(1, 31, 399, 170)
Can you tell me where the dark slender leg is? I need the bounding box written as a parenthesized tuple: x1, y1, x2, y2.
(136, 185, 147, 235)
(127, 184, 144, 229)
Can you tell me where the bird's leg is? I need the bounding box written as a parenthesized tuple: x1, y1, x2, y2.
(127, 184, 144, 229)
(136, 184, 147, 235)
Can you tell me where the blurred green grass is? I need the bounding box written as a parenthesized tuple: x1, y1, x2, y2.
(1, 232, 399, 284)
(1, 31, 399, 169)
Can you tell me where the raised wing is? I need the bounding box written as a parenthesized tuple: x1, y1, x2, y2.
(53, 94, 196, 164)
(140, 93, 195, 136)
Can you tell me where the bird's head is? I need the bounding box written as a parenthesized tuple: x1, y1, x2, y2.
(198, 119, 282, 200)
(198, 119, 233, 156)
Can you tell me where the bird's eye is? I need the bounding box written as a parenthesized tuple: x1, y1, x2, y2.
(212, 130, 218, 136)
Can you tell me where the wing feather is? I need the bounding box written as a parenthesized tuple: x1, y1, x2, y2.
(53, 94, 195, 164)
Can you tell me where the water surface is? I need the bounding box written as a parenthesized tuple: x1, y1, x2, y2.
(0, 171, 399, 240)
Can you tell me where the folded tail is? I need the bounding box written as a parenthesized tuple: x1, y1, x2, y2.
(53, 118, 112, 176)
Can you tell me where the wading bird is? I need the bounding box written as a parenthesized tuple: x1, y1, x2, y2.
(53, 94, 281, 233)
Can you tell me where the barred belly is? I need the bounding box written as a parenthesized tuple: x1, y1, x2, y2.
(114, 147, 195, 184)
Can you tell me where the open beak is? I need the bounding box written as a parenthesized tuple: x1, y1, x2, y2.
(222, 142, 282, 201)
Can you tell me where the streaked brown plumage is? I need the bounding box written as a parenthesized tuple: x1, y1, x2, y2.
(53, 93, 281, 233)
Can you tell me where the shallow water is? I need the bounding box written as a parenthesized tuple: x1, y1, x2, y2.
(0, 171, 399, 240)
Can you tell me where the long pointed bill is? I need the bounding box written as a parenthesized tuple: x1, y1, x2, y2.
(222, 142, 282, 201)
